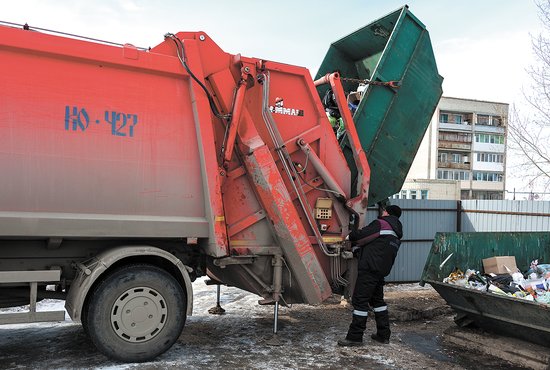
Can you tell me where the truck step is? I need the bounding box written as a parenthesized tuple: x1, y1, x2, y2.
(0, 270, 65, 325)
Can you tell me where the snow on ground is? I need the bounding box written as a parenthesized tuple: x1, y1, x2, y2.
(0, 299, 67, 317)
(0, 279, 515, 370)
(384, 282, 432, 292)
(0, 278, 405, 369)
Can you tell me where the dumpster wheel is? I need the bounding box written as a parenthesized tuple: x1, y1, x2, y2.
(85, 264, 186, 362)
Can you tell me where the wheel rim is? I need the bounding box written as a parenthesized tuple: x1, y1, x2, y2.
(110, 286, 168, 343)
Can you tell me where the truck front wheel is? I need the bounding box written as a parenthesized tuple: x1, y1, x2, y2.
(85, 264, 186, 362)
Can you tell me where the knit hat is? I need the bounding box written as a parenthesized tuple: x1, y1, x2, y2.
(385, 205, 402, 218)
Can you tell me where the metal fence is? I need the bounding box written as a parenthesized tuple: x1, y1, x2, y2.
(382, 199, 550, 282)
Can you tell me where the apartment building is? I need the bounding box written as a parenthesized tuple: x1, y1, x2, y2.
(399, 96, 508, 200)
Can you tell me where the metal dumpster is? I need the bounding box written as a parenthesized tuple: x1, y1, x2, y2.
(421, 232, 550, 347)
(316, 6, 443, 205)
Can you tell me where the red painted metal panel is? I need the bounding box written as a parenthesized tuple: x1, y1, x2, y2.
(1, 25, 359, 304)
(0, 29, 204, 219)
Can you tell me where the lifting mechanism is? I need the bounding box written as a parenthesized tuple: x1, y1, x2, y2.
(174, 22, 433, 340)
(207, 64, 377, 343)
(160, 6, 444, 342)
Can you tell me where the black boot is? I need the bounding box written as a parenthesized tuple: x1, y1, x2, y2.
(338, 314, 367, 346)
(370, 333, 389, 344)
(373, 310, 390, 344)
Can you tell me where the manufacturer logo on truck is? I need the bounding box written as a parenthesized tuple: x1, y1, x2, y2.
(269, 98, 304, 117)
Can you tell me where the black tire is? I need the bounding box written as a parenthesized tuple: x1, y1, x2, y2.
(81, 301, 89, 336)
(85, 264, 186, 362)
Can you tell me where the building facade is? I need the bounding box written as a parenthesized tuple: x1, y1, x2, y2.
(401, 96, 508, 200)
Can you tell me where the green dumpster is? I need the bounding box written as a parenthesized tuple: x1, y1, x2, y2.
(421, 232, 550, 347)
(316, 6, 443, 205)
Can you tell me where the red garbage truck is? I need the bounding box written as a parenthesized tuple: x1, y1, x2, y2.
(0, 6, 442, 362)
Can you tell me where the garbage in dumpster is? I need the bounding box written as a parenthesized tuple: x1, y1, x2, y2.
(537, 291, 550, 304)
(526, 261, 550, 279)
(443, 259, 550, 305)
(442, 268, 465, 283)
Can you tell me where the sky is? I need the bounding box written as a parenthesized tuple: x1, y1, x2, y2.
(1, 0, 544, 193)
(2, 0, 541, 103)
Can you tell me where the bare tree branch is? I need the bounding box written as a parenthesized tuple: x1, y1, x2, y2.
(508, 0, 550, 190)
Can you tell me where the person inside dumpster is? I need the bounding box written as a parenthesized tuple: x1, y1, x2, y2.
(322, 88, 345, 138)
(338, 204, 403, 347)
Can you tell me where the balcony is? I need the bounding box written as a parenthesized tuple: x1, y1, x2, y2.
(472, 161, 504, 172)
(439, 122, 472, 132)
(438, 141, 471, 150)
(472, 142, 505, 153)
(438, 161, 471, 170)
(474, 124, 505, 134)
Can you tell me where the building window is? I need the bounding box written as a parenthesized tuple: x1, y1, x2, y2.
(491, 116, 503, 126)
(476, 152, 504, 163)
(410, 190, 418, 199)
(472, 191, 504, 200)
(473, 171, 504, 182)
(439, 132, 472, 143)
(439, 152, 466, 164)
(401, 190, 407, 199)
(420, 190, 429, 199)
(440, 112, 467, 124)
(437, 170, 469, 180)
(475, 134, 504, 144)
(477, 115, 490, 125)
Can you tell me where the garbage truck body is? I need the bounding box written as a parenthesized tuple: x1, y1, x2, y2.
(0, 6, 443, 362)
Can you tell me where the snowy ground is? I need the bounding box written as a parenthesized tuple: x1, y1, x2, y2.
(0, 279, 522, 370)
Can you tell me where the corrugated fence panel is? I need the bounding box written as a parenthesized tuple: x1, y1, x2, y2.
(461, 200, 550, 232)
(387, 241, 433, 282)
(376, 200, 458, 282)
(380, 200, 550, 282)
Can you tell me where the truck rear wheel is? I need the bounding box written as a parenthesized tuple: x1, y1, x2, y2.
(85, 264, 186, 362)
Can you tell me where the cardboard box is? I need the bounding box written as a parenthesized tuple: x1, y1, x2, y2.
(482, 256, 517, 274)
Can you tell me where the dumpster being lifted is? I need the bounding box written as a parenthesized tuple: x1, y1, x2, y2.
(422, 232, 550, 347)
(0, 6, 442, 362)
(316, 7, 443, 205)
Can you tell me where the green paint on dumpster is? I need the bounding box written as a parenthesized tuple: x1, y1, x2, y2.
(316, 6, 443, 205)
(421, 232, 550, 347)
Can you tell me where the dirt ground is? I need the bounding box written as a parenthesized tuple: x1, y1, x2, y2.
(0, 280, 528, 370)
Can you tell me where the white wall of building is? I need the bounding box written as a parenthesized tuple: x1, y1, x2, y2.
(399, 179, 461, 200)
(407, 119, 438, 179)
(473, 161, 504, 172)
(471, 181, 504, 191)
(473, 142, 505, 153)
